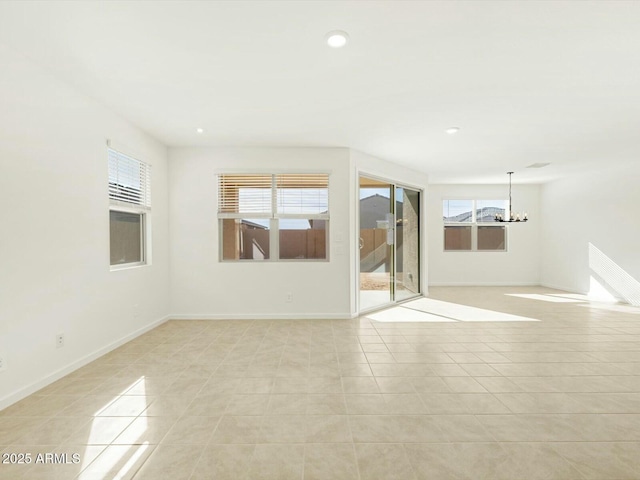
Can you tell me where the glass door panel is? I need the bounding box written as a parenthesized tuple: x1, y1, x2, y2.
(359, 177, 421, 312)
(395, 186, 421, 302)
(359, 176, 393, 311)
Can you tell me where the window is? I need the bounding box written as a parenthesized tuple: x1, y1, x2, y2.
(108, 148, 151, 267)
(477, 226, 506, 250)
(444, 225, 472, 251)
(443, 199, 507, 252)
(442, 200, 473, 223)
(218, 173, 329, 261)
(110, 210, 144, 265)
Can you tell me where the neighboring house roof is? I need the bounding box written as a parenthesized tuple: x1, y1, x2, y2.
(443, 206, 506, 223)
(240, 219, 269, 229)
(359, 194, 403, 229)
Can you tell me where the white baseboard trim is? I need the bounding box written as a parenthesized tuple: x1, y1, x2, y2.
(168, 313, 353, 320)
(427, 282, 540, 287)
(0, 315, 170, 412)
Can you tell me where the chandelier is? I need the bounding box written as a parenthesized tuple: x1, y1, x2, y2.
(495, 172, 528, 222)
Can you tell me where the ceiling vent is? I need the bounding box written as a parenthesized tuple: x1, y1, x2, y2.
(527, 162, 551, 168)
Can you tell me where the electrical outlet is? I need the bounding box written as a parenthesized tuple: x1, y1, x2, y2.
(133, 304, 139, 319)
(285, 292, 293, 303)
(0, 355, 6, 372)
(56, 333, 65, 349)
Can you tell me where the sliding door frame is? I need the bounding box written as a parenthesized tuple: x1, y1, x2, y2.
(357, 172, 424, 315)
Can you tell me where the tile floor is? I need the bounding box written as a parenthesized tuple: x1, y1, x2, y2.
(1, 286, 640, 479)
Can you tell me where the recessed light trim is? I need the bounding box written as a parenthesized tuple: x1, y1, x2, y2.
(446, 127, 460, 135)
(526, 162, 551, 169)
(326, 30, 349, 48)
(196, 128, 204, 134)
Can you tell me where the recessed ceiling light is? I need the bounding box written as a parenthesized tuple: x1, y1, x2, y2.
(326, 30, 349, 48)
(527, 162, 551, 168)
(446, 127, 460, 135)
(196, 128, 204, 134)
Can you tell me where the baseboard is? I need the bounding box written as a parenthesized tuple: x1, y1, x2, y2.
(0, 314, 170, 412)
(427, 282, 540, 287)
(169, 313, 353, 320)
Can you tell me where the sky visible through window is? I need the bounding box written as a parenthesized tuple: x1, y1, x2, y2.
(443, 200, 507, 222)
(359, 188, 408, 205)
(359, 188, 393, 200)
(443, 200, 472, 221)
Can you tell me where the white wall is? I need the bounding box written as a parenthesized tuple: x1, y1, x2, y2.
(0, 45, 170, 409)
(427, 184, 541, 286)
(540, 165, 640, 303)
(169, 147, 352, 318)
(169, 148, 432, 319)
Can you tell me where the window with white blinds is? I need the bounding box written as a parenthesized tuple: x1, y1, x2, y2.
(108, 148, 151, 209)
(108, 147, 151, 269)
(276, 174, 329, 216)
(218, 174, 272, 216)
(217, 173, 330, 261)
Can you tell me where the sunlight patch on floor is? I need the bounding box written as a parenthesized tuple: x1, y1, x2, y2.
(364, 307, 456, 323)
(365, 297, 539, 323)
(506, 288, 639, 315)
(577, 302, 640, 315)
(505, 293, 583, 303)
(406, 297, 539, 322)
(79, 376, 149, 478)
(114, 442, 150, 480)
(547, 293, 595, 301)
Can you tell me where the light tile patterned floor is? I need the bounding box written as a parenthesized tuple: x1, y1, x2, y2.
(2, 286, 640, 479)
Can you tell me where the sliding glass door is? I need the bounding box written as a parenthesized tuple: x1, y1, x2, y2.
(359, 177, 394, 311)
(359, 176, 421, 312)
(395, 186, 421, 302)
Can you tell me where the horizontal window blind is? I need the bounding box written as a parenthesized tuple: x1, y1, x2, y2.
(218, 174, 273, 215)
(218, 173, 329, 217)
(276, 173, 329, 216)
(218, 173, 330, 262)
(108, 148, 151, 209)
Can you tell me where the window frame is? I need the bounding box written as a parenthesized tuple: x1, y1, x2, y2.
(217, 173, 330, 262)
(108, 147, 151, 270)
(443, 199, 507, 253)
(109, 206, 147, 269)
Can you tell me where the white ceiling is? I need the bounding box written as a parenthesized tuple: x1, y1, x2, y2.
(1, 0, 639, 183)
